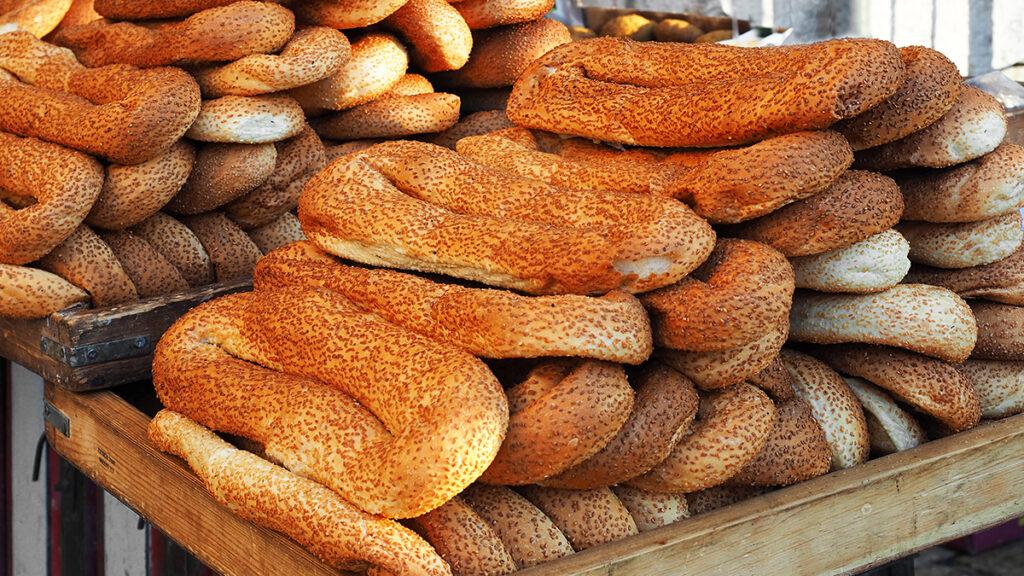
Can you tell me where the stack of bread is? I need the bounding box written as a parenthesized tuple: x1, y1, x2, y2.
(574, 10, 749, 44)
(138, 33, 1024, 576)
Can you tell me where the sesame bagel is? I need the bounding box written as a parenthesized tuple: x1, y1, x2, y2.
(435, 18, 571, 89)
(455, 0, 555, 29)
(186, 95, 305, 143)
(844, 377, 926, 454)
(541, 362, 699, 489)
(957, 360, 1024, 418)
(789, 229, 911, 293)
(479, 360, 634, 485)
(610, 486, 689, 532)
(519, 486, 637, 551)
(101, 230, 189, 297)
(507, 37, 904, 148)
(247, 212, 304, 254)
(168, 142, 277, 215)
(86, 141, 195, 230)
(789, 284, 977, 363)
(131, 212, 214, 287)
(780, 350, 870, 470)
(898, 143, 1024, 223)
(431, 110, 512, 149)
(154, 286, 509, 518)
(0, 131, 103, 265)
(289, 33, 407, 113)
(898, 211, 1023, 269)
(383, 0, 472, 73)
(686, 486, 765, 515)
(628, 383, 776, 493)
(408, 497, 517, 575)
(0, 0, 72, 37)
(290, 0, 407, 29)
(299, 140, 716, 295)
(182, 212, 261, 281)
(970, 301, 1024, 360)
(255, 241, 654, 363)
(385, 73, 435, 97)
(728, 399, 831, 486)
(855, 86, 1007, 170)
(460, 485, 574, 569)
(731, 170, 904, 257)
(192, 26, 351, 98)
(904, 243, 1024, 305)
(0, 31, 201, 164)
(93, 0, 253, 20)
(38, 225, 138, 307)
(311, 93, 461, 140)
(641, 239, 793, 352)
(0, 264, 88, 318)
(52, 1, 295, 67)
(748, 356, 797, 400)
(817, 344, 982, 433)
(657, 320, 788, 390)
(836, 46, 961, 151)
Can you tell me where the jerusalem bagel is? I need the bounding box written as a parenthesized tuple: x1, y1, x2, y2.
(898, 211, 1023, 269)
(904, 243, 1024, 305)
(167, 142, 277, 215)
(382, 0, 472, 73)
(727, 399, 831, 486)
(38, 225, 138, 306)
(131, 212, 214, 287)
(407, 497, 517, 575)
(970, 301, 1024, 360)
(455, 0, 556, 29)
(789, 229, 911, 293)
(186, 95, 305, 144)
(0, 264, 88, 318)
(957, 360, 1024, 418)
(657, 320, 788, 390)
(610, 485, 689, 532)
(519, 486, 637, 551)
(101, 230, 189, 297)
(288, 33, 407, 113)
(247, 212, 304, 254)
(182, 212, 261, 281)
(290, 0, 408, 29)
(844, 376, 927, 454)
(748, 356, 797, 400)
(432, 110, 512, 149)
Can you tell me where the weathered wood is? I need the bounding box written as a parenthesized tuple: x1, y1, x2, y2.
(44, 384, 339, 576)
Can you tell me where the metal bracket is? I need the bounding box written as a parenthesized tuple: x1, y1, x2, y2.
(44, 400, 70, 437)
(40, 334, 151, 367)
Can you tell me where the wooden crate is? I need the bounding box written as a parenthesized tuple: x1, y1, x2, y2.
(44, 382, 1024, 576)
(0, 280, 250, 392)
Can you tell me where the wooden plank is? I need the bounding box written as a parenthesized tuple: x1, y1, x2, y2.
(43, 384, 338, 576)
(517, 414, 1024, 576)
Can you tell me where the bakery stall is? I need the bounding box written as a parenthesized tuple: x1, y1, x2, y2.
(2, 1, 1024, 576)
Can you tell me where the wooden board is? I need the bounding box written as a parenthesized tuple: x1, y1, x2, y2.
(44, 382, 1024, 576)
(0, 280, 250, 391)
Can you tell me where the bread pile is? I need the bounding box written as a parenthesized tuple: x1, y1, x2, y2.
(572, 10, 749, 44)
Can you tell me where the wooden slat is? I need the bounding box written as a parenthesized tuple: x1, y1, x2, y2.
(43, 384, 338, 576)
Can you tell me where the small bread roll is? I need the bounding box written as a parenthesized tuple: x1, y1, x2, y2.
(600, 14, 655, 40)
(790, 229, 910, 293)
(653, 19, 703, 43)
(898, 211, 1023, 269)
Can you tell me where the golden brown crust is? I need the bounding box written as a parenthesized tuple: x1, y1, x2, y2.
(460, 485, 574, 569)
(288, 32, 407, 113)
(455, 0, 555, 29)
(898, 211, 1023, 269)
(311, 93, 461, 140)
(519, 486, 637, 551)
(731, 170, 904, 257)
(748, 356, 797, 400)
(0, 263, 88, 318)
(656, 320, 788, 390)
(291, 0, 407, 30)
(168, 142, 276, 215)
(87, 141, 195, 230)
(653, 19, 703, 43)
(383, 0, 472, 73)
(186, 95, 305, 143)
(46, 0, 100, 38)
(182, 212, 261, 281)
(431, 110, 512, 149)
(436, 18, 570, 89)
(38, 225, 138, 306)
(93, 0, 250, 19)
(255, 241, 654, 362)
(408, 497, 516, 576)
(610, 485, 688, 532)
(131, 212, 213, 287)
(52, 1, 295, 67)
(686, 486, 765, 515)
(728, 399, 831, 486)
(641, 239, 794, 352)
(957, 360, 1024, 419)
(299, 140, 716, 295)
(904, 243, 1024, 305)
(507, 37, 904, 148)
(0, 0, 72, 37)
(600, 14, 655, 40)
(970, 301, 1024, 360)
(836, 46, 961, 151)
(247, 212, 304, 255)
(101, 230, 189, 297)
(153, 287, 509, 518)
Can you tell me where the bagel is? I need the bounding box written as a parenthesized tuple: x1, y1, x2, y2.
(225, 125, 326, 229)
(0, 131, 103, 265)
(855, 86, 1007, 171)
(686, 486, 765, 515)
(541, 362, 699, 489)
(898, 211, 1023, 269)
(383, 0, 472, 73)
(970, 301, 1024, 360)
(149, 411, 449, 576)
(728, 399, 831, 486)
(0, 264, 88, 318)
(730, 170, 904, 257)
(780, 350, 870, 470)
(38, 225, 138, 306)
(507, 37, 904, 148)
(247, 212, 303, 254)
(610, 486, 689, 532)
(0, 31, 201, 164)
(748, 356, 797, 400)
(86, 141, 195, 230)
(898, 143, 1024, 223)
(460, 485, 574, 569)
(789, 229, 911, 293)
(843, 377, 926, 454)
(131, 212, 213, 287)
(186, 95, 305, 144)
(310, 93, 461, 141)
(628, 383, 776, 493)
(408, 497, 517, 575)
(657, 321, 788, 390)
(168, 142, 277, 214)
(456, 87, 510, 112)
(431, 110, 512, 149)
(479, 360, 634, 485)
(182, 212, 261, 281)
(289, 33, 407, 114)
(789, 284, 977, 363)
(192, 26, 350, 98)
(298, 140, 717, 295)
(0, 0, 72, 37)
(653, 19, 704, 43)
(641, 239, 793, 352)
(816, 344, 982, 433)
(435, 18, 571, 89)
(93, 0, 253, 19)
(101, 230, 189, 297)
(52, 1, 295, 67)
(836, 46, 961, 151)
(651, 131, 855, 224)
(153, 286, 509, 518)
(455, 0, 554, 29)
(957, 360, 1024, 419)
(519, 486, 637, 551)
(255, 241, 654, 362)
(290, 0, 407, 29)
(904, 244, 1024, 305)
